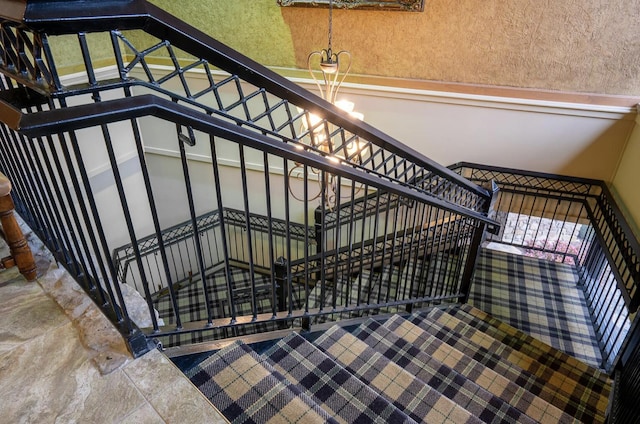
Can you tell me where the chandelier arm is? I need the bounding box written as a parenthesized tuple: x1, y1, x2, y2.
(323, 65, 334, 102)
(307, 50, 327, 100)
(327, 61, 341, 103)
(331, 50, 352, 101)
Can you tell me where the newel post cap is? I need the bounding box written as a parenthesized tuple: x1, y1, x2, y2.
(0, 172, 12, 197)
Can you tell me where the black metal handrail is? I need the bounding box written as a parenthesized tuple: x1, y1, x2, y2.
(451, 162, 640, 375)
(2, 0, 491, 212)
(12, 89, 495, 316)
(2, 93, 496, 226)
(113, 207, 315, 296)
(0, 83, 496, 352)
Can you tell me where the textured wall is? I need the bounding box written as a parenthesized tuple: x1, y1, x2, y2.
(147, 0, 297, 68)
(146, 0, 640, 96)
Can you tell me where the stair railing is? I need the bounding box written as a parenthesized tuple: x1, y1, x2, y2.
(5, 0, 491, 213)
(1, 90, 496, 346)
(0, 0, 498, 355)
(454, 163, 640, 423)
(451, 162, 640, 375)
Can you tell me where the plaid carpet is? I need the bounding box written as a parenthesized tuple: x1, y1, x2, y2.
(187, 305, 610, 424)
(177, 248, 614, 423)
(469, 248, 602, 367)
(263, 333, 416, 424)
(153, 268, 305, 347)
(405, 309, 590, 421)
(154, 268, 278, 325)
(383, 314, 577, 423)
(350, 318, 537, 424)
(305, 267, 404, 324)
(187, 341, 338, 424)
(313, 326, 484, 424)
(414, 308, 607, 423)
(306, 253, 461, 324)
(457, 304, 610, 390)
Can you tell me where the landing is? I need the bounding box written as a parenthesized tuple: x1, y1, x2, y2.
(469, 247, 602, 368)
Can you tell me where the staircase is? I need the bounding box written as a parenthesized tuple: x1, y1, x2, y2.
(0, 2, 635, 421)
(186, 304, 611, 423)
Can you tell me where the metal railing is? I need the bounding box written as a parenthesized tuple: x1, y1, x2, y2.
(2, 3, 640, 420)
(451, 162, 640, 375)
(112, 208, 315, 297)
(0, 0, 496, 354)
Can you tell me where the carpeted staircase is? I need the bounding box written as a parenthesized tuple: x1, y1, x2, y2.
(186, 304, 611, 423)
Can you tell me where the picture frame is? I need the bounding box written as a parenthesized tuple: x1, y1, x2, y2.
(277, 0, 424, 12)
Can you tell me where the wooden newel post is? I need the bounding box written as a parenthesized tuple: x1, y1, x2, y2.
(0, 173, 37, 281)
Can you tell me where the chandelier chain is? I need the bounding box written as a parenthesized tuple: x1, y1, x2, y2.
(327, 0, 333, 51)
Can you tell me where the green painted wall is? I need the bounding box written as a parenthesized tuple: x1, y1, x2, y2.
(47, 32, 118, 74)
(146, 0, 296, 67)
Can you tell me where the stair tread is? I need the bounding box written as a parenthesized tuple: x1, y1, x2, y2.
(383, 314, 580, 424)
(470, 248, 604, 368)
(408, 309, 600, 422)
(351, 318, 539, 424)
(419, 308, 607, 423)
(186, 341, 337, 424)
(434, 307, 611, 409)
(314, 325, 484, 424)
(263, 332, 418, 424)
(458, 303, 611, 387)
(384, 315, 576, 423)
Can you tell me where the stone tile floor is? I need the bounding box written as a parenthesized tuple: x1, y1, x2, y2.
(0, 224, 228, 423)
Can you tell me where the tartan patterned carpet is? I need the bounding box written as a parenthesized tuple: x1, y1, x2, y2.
(153, 268, 304, 347)
(186, 341, 337, 424)
(305, 253, 460, 324)
(350, 318, 537, 424)
(383, 314, 576, 423)
(154, 268, 280, 325)
(187, 305, 610, 423)
(264, 333, 416, 424)
(313, 325, 484, 424)
(154, 252, 462, 346)
(469, 248, 602, 368)
(412, 307, 608, 423)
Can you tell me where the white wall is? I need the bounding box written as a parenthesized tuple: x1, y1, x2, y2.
(136, 66, 635, 182)
(42, 66, 637, 310)
(307, 81, 635, 181)
(68, 66, 637, 251)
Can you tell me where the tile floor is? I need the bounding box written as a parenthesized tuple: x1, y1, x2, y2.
(0, 225, 228, 423)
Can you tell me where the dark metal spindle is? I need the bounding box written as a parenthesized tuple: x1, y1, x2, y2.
(239, 145, 258, 320)
(177, 131, 214, 325)
(210, 137, 237, 322)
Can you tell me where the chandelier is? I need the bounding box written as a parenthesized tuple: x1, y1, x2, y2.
(291, 0, 365, 208)
(307, 0, 351, 105)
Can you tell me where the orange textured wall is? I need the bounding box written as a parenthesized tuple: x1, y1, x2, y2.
(148, 0, 640, 96)
(281, 0, 640, 95)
